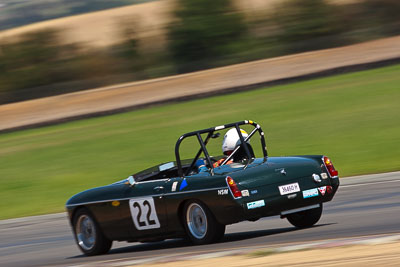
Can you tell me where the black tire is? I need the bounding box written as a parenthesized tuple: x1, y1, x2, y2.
(286, 204, 323, 228)
(72, 208, 112, 256)
(183, 200, 225, 245)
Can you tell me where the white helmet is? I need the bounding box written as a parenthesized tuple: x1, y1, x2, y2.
(222, 128, 249, 154)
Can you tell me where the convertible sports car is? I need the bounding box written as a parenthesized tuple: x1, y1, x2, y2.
(66, 120, 339, 256)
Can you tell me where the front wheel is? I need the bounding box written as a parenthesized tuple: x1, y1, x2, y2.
(73, 208, 112, 256)
(183, 201, 225, 245)
(286, 204, 323, 228)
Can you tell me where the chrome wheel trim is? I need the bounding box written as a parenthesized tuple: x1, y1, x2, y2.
(76, 214, 96, 251)
(186, 203, 207, 240)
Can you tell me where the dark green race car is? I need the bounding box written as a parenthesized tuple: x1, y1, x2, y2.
(66, 120, 339, 256)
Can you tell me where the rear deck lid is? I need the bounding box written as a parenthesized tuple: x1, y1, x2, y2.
(234, 157, 322, 189)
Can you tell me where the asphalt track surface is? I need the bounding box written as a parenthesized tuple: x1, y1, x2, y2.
(0, 172, 399, 267)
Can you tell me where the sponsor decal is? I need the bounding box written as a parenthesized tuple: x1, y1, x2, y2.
(321, 173, 328, 179)
(129, 197, 160, 230)
(247, 200, 265, 209)
(318, 186, 327, 196)
(171, 181, 178, 192)
(302, 188, 319, 198)
(241, 190, 250, 197)
(251, 189, 258, 195)
(279, 182, 300, 195)
(179, 179, 188, 191)
(218, 189, 229, 195)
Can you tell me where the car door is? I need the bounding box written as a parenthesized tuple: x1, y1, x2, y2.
(122, 179, 168, 239)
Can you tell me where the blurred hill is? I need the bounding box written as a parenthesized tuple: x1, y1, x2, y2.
(0, 0, 358, 48)
(0, 0, 275, 48)
(0, 0, 171, 48)
(1, 0, 399, 105)
(0, 0, 154, 31)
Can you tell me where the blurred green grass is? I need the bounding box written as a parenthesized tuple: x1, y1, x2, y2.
(1, 64, 399, 219)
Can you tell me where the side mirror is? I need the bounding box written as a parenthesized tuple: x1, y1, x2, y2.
(128, 176, 136, 187)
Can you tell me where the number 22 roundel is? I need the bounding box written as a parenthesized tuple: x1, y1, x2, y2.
(129, 197, 161, 230)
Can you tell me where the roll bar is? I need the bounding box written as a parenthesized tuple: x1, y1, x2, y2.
(175, 120, 268, 177)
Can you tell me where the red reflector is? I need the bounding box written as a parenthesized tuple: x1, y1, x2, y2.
(326, 186, 333, 194)
(323, 156, 338, 177)
(226, 176, 242, 198)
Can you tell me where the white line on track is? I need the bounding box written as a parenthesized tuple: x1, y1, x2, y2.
(0, 240, 61, 251)
(341, 179, 400, 188)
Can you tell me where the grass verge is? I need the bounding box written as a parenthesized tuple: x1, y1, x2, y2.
(0, 64, 399, 219)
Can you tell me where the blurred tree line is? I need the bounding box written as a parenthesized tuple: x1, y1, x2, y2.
(1, 0, 400, 104)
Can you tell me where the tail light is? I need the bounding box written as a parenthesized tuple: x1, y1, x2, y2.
(323, 156, 338, 178)
(226, 176, 242, 198)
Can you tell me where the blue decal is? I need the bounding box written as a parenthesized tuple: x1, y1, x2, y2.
(302, 188, 319, 199)
(179, 179, 188, 190)
(247, 200, 265, 209)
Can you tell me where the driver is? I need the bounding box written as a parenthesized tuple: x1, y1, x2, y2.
(213, 128, 249, 167)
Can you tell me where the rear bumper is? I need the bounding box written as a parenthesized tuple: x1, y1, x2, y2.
(240, 176, 340, 220)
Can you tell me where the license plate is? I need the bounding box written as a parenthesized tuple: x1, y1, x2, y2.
(279, 182, 300, 195)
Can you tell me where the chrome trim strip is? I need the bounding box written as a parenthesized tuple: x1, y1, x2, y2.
(165, 187, 227, 196)
(136, 179, 170, 184)
(66, 198, 133, 207)
(66, 187, 228, 207)
(281, 204, 320, 216)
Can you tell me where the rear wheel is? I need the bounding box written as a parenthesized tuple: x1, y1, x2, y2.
(183, 201, 225, 244)
(286, 204, 323, 228)
(73, 208, 112, 256)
